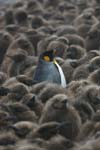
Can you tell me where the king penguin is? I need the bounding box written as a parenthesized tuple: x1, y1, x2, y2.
(33, 50, 67, 88)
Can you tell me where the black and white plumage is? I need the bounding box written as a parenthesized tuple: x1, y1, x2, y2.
(33, 50, 66, 87)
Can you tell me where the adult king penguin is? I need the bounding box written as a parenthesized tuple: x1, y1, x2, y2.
(33, 50, 67, 88)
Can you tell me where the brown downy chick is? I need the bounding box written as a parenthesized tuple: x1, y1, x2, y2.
(66, 45, 86, 60)
(30, 81, 47, 95)
(14, 9, 28, 27)
(77, 85, 100, 111)
(21, 93, 43, 117)
(88, 69, 100, 85)
(39, 94, 81, 140)
(38, 83, 66, 103)
(28, 122, 61, 140)
(74, 101, 95, 123)
(1, 103, 37, 122)
(0, 132, 18, 146)
(9, 121, 38, 138)
(0, 31, 13, 66)
(4, 9, 14, 25)
(47, 134, 75, 150)
(16, 75, 34, 86)
(7, 83, 29, 102)
(7, 49, 28, 77)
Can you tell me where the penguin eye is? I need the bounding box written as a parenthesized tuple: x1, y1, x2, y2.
(43, 56, 50, 61)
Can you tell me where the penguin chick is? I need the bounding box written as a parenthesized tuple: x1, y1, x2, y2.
(21, 93, 43, 116)
(33, 50, 66, 88)
(28, 121, 75, 140)
(9, 121, 37, 138)
(66, 79, 91, 101)
(14, 9, 28, 26)
(76, 23, 92, 38)
(74, 101, 95, 123)
(2, 103, 37, 122)
(7, 83, 29, 101)
(0, 87, 11, 96)
(31, 16, 47, 29)
(4, 9, 14, 25)
(13, 1, 24, 9)
(74, 50, 100, 67)
(0, 110, 11, 130)
(39, 94, 81, 140)
(7, 49, 28, 77)
(92, 110, 100, 122)
(47, 40, 68, 59)
(30, 81, 47, 95)
(0, 31, 13, 65)
(16, 75, 34, 86)
(56, 25, 78, 36)
(79, 85, 100, 111)
(74, 9, 98, 27)
(5, 35, 34, 59)
(66, 45, 86, 60)
(72, 64, 90, 81)
(88, 56, 100, 72)
(88, 69, 100, 85)
(6, 24, 19, 36)
(37, 35, 57, 56)
(77, 120, 95, 141)
(38, 83, 66, 103)
(48, 134, 75, 150)
(0, 72, 7, 86)
(65, 34, 85, 48)
(25, 29, 45, 55)
(85, 28, 100, 50)
(26, 0, 43, 14)
(0, 132, 18, 146)
(28, 122, 61, 140)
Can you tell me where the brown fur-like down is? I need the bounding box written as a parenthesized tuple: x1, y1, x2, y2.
(88, 69, 100, 85)
(47, 40, 68, 59)
(21, 93, 43, 117)
(0, 31, 13, 66)
(9, 121, 38, 138)
(0, 0, 100, 149)
(76, 85, 100, 111)
(85, 28, 100, 51)
(1, 36, 35, 73)
(0, 131, 18, 146)
(4, 9, 15, 25)
(72, 64, 90, 81)
(39, 94, 81, 140)
(74, 9, 99, 27)
(14, 9, 28, 26)
(66, 45, 86, 60)
(0, 102, 37, 122)
(65, 34, 85, 48)
(2, 83, 29, 102)
(38, 83, 66, 103)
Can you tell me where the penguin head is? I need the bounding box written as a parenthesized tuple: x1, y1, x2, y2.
(40, 50, 54, 62)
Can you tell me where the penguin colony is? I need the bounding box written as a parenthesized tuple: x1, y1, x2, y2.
(0, 0, 100, 149)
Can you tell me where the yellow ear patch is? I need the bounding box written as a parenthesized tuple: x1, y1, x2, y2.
(43, 56, 50, 61)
